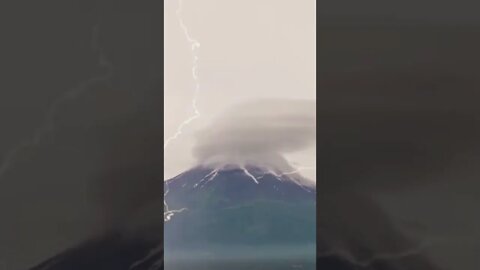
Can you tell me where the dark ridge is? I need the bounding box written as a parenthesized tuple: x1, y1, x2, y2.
(30, 233, 162, 270)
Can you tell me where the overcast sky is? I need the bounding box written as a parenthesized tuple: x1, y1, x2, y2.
(164, 0, 316, 180)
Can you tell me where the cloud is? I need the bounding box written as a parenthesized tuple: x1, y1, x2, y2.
(192, 98, 316, 169)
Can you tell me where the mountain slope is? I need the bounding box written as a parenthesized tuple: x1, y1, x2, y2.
(163, 164, 316, 269)
(30, 164, 443, 270)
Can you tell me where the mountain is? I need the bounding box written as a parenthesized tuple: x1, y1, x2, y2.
(164, 164, 315, 219)
(29, 164, 316, 270)
(163, 164, 316, 269)
(30, 234, 163, 270)
(29, 164, 438, 270)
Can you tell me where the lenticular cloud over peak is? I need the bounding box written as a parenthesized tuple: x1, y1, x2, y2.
(192, 98, 316, 170)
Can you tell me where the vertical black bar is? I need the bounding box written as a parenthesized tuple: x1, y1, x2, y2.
(317, 1, 480, 270)
(160, 0, 165, 267)
(1, 1, 165, 269)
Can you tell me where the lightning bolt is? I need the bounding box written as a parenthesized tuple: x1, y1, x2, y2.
(195, 168, 219, 188)
(163, 0, 201, 150)
(163, 0, 202, 222)
(257, 165, 315, 182)
(242, 166, 260, 184)
(163, 187, 188, 221)
(278, 165, 316, 190)
(0, 24, 112, 180)
(272, 165, 316, 179)
(164, 208, 188, 222)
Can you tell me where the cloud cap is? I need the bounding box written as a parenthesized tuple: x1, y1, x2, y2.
(193, 98, 316, 168)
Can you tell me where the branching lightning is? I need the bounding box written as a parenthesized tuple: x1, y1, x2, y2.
(277, 165, 316, 190)
(164, 0, 201, 221)
(163, 0, 201, 150)
(257, 165, 316, 185)
(163, 0, 318, 220)
(163, 187, 187, 222)
(195, 168, 219, 188)
(261, 165, 316, 180)
(278, 165, 316, 178)
(242, 166, 260, 184)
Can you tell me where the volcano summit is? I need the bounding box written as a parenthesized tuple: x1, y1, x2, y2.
(164, 164, 316, 270)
